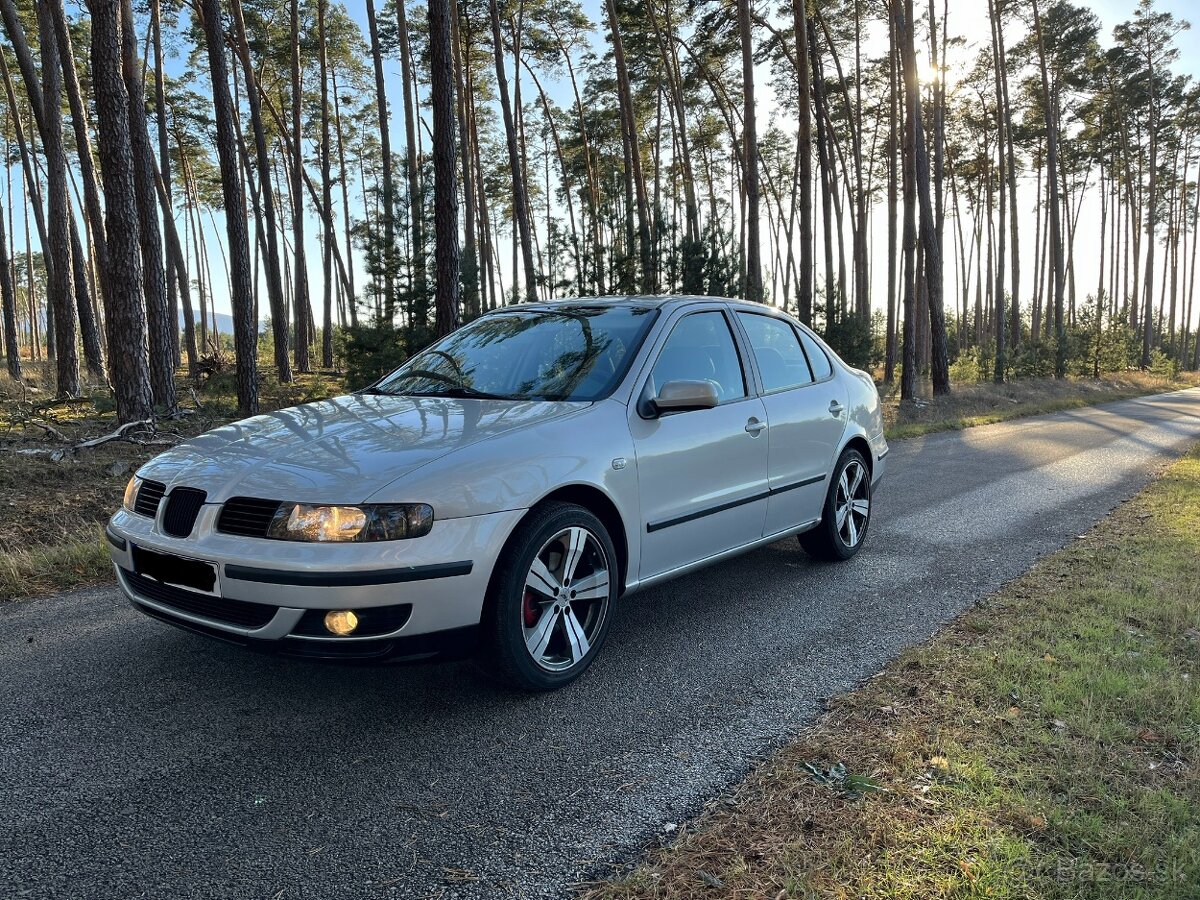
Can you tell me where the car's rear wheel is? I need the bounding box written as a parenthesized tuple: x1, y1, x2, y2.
(481, 503, 617, 691)
(799, 448, 871, 561)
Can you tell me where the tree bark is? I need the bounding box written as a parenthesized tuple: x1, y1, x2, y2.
(290, 0, 311, 370)
(428, 0, 461, 337)
(198, 0, 257, 413)
(396, 0, 426, 312)
(318, 0, 335, 366)
(365, 0, 397, 320)
(489, 0, 537, 302)
(35, 0, 80, 397)
(737, 0, 761, 303)
(229, 0, 292, 381)
(605, 0, 654, 294)
(91, 0, 153, 422)
(120, 0, 175, 411)
(0, 184, 19, 379)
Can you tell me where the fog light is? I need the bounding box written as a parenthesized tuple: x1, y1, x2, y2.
(324, 609, 359, 636)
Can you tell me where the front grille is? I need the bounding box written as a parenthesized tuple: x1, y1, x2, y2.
(217, 497, 281, 537)
(162, 487, 208, 538)
(291, 604, 413, 637)
(123, 568, 277, 629)
(133, 480, 166, 518)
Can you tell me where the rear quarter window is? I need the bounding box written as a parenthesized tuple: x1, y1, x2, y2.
(797, 329, 834, 381)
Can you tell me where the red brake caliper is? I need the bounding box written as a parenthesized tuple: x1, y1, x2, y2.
(523, 590, 540, 628)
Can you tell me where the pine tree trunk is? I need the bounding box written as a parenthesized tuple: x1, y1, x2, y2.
(67, 217, 106, 382)
(91, 0, 153, 422)
(230, 0, 291, 381)
(396, 0, 427, 316)
(808, 21, 835, 322)
(1032, 0, 1066, 376)
(198, 0, 257, 413)
(884, 26, 897, 380)
(119, 0, 175, 411)
(35, 0, 80, 397)
(290, 0, 311, 370)
(428, 0, 461, 337)
(149, 0, 180, 368)
(318, 0, 335, 366)
(452, 3, 480, 318)
(892, 0, 917, 401)
(737, 0, 761, 304)
(489, 0, 537, 302)
(48, 0, 110, 350)
(988, 0, 1006, 383)
(365, 0, 397, 321)
(605, 0, 654, 294)
(0, 186, 19, 379)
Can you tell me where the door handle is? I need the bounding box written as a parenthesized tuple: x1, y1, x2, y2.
(745, 418, 767, 435)
(829, 400, 844, 416)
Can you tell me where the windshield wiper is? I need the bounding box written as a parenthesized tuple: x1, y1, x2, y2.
(405, 385, 515, 401)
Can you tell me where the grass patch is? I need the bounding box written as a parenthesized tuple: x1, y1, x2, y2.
(883, 371, 1200, 439)
(584, 445, 1200, 899)
(0, 363, 346, 601)
(0, 528, 113, 601)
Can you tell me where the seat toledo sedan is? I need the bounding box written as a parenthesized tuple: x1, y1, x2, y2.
(108, 296, 887, 690)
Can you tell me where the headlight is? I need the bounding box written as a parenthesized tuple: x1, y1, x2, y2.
(266, 503, 434, 542)
(123, 476, 143, 512)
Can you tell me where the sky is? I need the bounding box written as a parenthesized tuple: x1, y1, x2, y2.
(6, 0, 1200, 334)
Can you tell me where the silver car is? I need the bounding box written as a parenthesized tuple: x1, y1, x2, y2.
(107, 296, 887, 690)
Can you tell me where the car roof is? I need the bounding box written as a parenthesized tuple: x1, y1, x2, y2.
(485, 295, 794, 316)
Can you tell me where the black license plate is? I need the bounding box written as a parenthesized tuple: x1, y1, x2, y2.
(132, 545, 218, 594)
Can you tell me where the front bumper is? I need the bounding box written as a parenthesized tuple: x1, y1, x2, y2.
(107, 505, 525, 659)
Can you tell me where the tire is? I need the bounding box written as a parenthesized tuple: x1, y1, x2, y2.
(480, 502, 618, 691)
(799, 448, 872, 562)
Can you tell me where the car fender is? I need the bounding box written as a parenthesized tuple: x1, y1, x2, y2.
(363, 398, 641, 574)
(835, 363, 888, 477)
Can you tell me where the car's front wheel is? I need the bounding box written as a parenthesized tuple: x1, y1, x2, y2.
(481, 502, 617, 691)
(799, 448, 872, 561)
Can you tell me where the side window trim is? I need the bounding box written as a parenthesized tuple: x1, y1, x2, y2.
(794, 324, 836, 384)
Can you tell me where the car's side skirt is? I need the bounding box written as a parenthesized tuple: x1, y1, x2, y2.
(624, 517, 821, 596)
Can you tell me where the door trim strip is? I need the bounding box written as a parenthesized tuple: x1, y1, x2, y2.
(646, 473, 826, 533)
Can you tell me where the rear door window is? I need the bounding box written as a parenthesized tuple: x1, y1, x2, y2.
(737, 313, 815, 393)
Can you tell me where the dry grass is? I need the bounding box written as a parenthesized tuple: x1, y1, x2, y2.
(883, 371, 1200, 439)
(582, 445, 1200, 900)
(0, 362, 345, 601)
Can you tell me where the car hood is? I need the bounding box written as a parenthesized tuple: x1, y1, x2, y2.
(137, 393, 589, 503)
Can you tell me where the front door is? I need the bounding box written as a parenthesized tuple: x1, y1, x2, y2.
(629, 310, 770, 581)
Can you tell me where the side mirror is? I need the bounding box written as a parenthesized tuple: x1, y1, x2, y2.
(651, 380, 719, 415)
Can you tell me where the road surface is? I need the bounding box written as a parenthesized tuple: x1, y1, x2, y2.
(3, 388, 1200, 899)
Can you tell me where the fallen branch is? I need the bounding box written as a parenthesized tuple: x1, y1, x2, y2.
(30, 420, 70, 443)
(75, 419, 154, 449)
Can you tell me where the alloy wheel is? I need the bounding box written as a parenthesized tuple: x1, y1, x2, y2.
(521, 526, 611, 672)
(834, 459, 870, 548)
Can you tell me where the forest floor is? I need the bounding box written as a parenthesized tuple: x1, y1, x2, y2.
(583, 443, 1200, 900)
(0, 363, 1197, 601)
(0, 363, 344, 600)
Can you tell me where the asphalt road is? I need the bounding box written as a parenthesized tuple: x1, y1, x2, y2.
(4, 388, 1200, 900)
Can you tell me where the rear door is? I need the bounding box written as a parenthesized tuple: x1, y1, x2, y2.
(629, 309, 770, 580)
(735, 313, 847, 537)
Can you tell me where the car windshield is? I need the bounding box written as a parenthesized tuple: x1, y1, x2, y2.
(372, 306, 659, 402)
